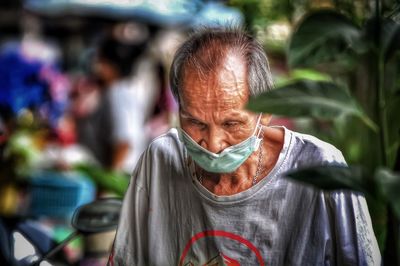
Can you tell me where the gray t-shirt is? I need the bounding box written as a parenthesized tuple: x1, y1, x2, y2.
(111, 127, 380, 266)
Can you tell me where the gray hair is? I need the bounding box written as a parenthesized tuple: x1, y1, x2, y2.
(169, 27, 274, 105)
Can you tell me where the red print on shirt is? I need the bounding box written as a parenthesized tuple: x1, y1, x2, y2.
(179, 230, 265, 266)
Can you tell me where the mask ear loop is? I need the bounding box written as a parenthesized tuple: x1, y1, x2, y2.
(255, 113, 263, 139)
(252, 114, 264, 151)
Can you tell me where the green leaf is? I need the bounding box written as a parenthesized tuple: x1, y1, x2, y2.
(74, 164, 129, 196)
(275, 68, 332, 87)
(246, 80, 378, 131)
(374, 168, 400, 219)
(288, 10, 362, 69)
(285, 165, 372, 195)
(291, 69, 332, 81)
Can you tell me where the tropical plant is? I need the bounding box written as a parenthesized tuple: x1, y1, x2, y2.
(247, 1, 400, 264)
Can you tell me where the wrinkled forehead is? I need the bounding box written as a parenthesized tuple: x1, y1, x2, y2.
(180, 51, 249, 106)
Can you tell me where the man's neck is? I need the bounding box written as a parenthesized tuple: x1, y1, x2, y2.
(201, 171, 255, 196)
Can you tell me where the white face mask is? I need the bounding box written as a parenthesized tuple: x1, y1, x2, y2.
(178, 115, 263, 173)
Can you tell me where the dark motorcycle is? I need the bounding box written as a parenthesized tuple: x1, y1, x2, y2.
(0, 198, 122, 266)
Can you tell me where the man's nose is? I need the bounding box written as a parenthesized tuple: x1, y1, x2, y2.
(201, 128, 227, 154)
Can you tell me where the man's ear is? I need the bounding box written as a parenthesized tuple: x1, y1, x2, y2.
(261, 114, 272, 125)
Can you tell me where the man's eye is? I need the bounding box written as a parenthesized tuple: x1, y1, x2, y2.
(223, 121, 240, 128)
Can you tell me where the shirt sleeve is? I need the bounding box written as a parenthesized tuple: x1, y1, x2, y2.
(108, 153, 150, 266)
(325, 190, 381, 265)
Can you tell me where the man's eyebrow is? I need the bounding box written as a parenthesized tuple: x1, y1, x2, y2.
(180, 110, 201, 121)
(226, 112, 247, 119)
(179, 109, 192, 118)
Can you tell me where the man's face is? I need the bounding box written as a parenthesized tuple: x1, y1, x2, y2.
(179, 52, 260, 154)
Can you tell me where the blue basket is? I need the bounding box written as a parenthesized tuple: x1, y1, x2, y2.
(28, 171, 96, 218)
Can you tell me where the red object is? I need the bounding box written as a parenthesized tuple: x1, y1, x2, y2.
(179, 230, 265, 266)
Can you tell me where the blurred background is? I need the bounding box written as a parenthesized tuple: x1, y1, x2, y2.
(0, 0, 399, 265)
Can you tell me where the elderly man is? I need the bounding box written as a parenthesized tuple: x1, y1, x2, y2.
(109, 28, 380, 265)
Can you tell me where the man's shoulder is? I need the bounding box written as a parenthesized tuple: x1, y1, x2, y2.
(287, 128, 346, 166)
(145, 128, 185, 161)
(131, 128, 186, 187)
(147, 127, 182, 148)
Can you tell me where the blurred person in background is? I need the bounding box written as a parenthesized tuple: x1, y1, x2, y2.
(73, 32, 160, 174)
